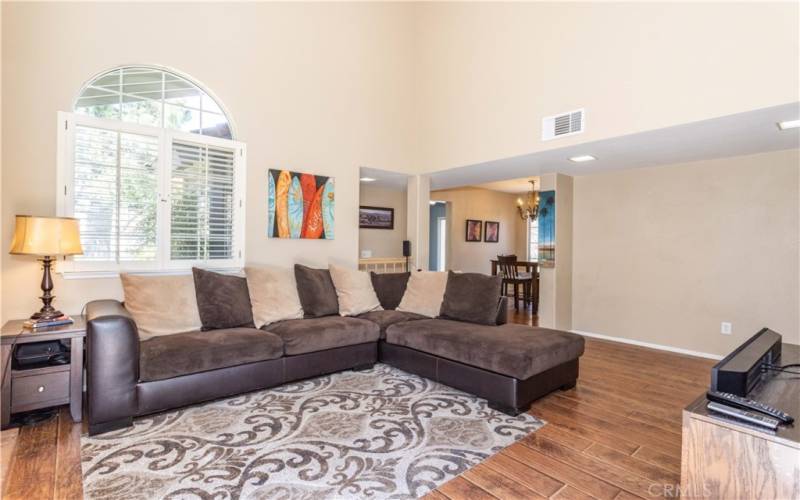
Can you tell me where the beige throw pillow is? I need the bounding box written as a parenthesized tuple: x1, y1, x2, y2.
(120, 273, 202, 341)
(396, 271, 448, 318)
(245, 266, 305, 328)
(328, 264, 382, 316)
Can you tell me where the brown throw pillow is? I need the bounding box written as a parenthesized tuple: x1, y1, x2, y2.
(370, 272, 410, 310)
(192, 268, 255, 330)
(294, 264, 339, 317)
(439, 271, 503, 325)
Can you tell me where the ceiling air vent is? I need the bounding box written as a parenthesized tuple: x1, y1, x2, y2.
(542, 108, 585, 141)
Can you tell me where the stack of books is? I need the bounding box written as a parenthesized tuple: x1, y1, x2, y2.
(22, 315, 74, 330)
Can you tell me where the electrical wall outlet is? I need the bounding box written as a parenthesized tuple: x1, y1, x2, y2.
(721, 322, 732, 335)
(360, 250, 372, 258)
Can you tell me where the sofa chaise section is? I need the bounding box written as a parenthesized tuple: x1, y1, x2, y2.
(382, 319, 585, 415)
(386, 320, 584, 380)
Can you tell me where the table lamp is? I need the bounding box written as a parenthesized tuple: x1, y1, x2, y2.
(9, 215, 83, 320)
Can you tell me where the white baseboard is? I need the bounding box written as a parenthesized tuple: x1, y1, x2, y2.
(570, 329, 723, 360)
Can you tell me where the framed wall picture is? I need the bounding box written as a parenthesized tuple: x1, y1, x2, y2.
(484, 221, 499, 242)
(359, 206, 394, 229)
(465, 219, 482, 242)
(268, 169, 334, 239)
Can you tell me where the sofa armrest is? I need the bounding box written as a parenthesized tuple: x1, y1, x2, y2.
(86, 299, 139, 426)
(496, 296, 508, 325)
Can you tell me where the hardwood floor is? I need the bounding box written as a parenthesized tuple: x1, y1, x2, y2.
(426, 306, 714, 500)
(0, 305, 714, 499)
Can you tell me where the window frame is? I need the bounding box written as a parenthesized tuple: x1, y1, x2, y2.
(73, 65, 236, 140)
(56, 111, 247, 277)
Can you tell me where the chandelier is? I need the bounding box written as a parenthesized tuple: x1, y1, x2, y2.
(516, 179, 539, 220)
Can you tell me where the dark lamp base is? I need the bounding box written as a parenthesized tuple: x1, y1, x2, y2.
(30, 308, 64, 321)
(31, 255, 63, 322)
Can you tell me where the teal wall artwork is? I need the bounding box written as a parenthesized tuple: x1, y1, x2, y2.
(537, 190, 555, 266)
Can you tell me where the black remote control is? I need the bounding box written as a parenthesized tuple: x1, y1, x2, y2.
(707, 390, 794, 424)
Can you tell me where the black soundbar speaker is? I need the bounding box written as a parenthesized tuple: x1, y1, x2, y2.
(711, 328, 782, 396)
(402, 240, 411, 257)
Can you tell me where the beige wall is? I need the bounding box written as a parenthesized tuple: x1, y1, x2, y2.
(430, 187, 527, 274)
(414, 2, 799, 172)
(359, 185, 407, 258)
(1, 2, 416, 320)
(572, 149, 800, 355)
(0, 4, 3, 322)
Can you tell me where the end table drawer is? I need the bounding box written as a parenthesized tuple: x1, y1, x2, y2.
(12, 370, 70, 410)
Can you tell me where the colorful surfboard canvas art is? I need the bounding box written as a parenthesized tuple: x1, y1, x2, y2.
(267, 174, 275, 238)
(267, 169, 335, 239)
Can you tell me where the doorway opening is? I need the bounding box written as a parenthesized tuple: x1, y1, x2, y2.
(429, 201, 449, 271)
(358, 167, 409, 273)
(437, 217, 447, 271)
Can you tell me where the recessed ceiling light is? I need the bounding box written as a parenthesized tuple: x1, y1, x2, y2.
(359, 177, 376, 182)
(777, 119, 800, 130)
(569, 155, 596, 163)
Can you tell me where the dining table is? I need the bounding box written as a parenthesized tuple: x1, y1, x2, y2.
(490, 259, 538, 277)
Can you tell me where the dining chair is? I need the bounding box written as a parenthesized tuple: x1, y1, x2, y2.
(496, 254, 534, 310)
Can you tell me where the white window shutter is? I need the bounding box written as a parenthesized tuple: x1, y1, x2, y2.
(72, 124, 159, 263)
(169, 139, 237, 263)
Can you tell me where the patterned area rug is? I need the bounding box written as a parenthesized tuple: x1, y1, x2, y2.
(81, 363, 544, 499)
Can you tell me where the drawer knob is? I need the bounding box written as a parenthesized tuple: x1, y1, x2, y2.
(37, 386, 45, 393)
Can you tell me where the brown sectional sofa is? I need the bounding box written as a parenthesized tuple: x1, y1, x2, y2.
(85, 272, 584, 435)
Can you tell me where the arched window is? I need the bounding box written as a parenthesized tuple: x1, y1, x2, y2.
(75, 66, 233, 139)
(58, 66, 245, 274)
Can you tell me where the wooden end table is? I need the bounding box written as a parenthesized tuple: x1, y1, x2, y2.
(1, 317, 86, 429)
(681, 343, 800, 498)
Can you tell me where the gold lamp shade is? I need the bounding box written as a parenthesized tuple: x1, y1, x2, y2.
(9, 215, 82, 320)
(10, 215, 83, 256)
